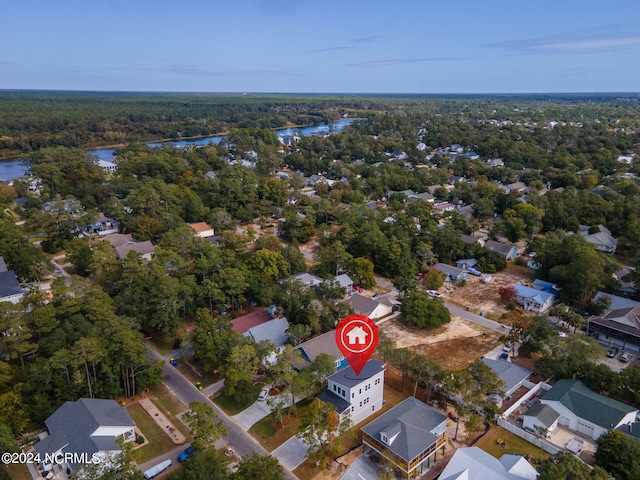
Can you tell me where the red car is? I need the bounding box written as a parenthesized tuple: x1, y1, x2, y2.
(448, 411, 459, 421)
(417, 273, 427, 280)
(353, 285, 364, 293)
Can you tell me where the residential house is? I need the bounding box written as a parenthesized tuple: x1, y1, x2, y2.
(98, 160, 117, 174)
(463, 151, 480, 160)
(433, 264, 468, 282)
(522, 379, 637, 440)
(456, 258, 478, 270)
(287, 272, 325, 288)
(0, 267, 24, 304)
(348, 294, 392, 320)
(438, 447, 538, 480)
(231, 309, 273, 334)
(189, 222, 215, 238)
(33, 398, 135, 476)
(460, 234, 482, 246)
(297, 330, 347, 371)
(587, 302, 640, 351)
(114, 241, 155, 261)
(335, 273, 354, 298)
(579, 224, 618, 253)
(503, 182, 528, 194)
(484, 240, 518, 261)
(362, 397, 447, 478)
(481, 358, 532, 398)
(244, 316, 290, 365)
(433, 201, 455, 214)
(317, 359, 385, 426)
(614, 266, 637, 296)
(486, 158, 505, 168)
(617, 155, 636, 164)
(514, 284, 556, 313)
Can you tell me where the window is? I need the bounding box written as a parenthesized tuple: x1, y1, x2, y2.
(352, 393, 355, 398)
(333, 385, 337, 392)
(351, 406, 354, 412)
(375, 378, 381, 385)
(372, 406, 375, 411)
(359, 401, 362, 407)
(359, 388, 362, 394)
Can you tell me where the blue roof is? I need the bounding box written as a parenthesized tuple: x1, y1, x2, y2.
(533, 279, 560, 296)
(515, 284, 555, 304)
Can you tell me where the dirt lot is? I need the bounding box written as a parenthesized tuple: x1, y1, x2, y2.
(439, 265, 534, 318)
(380, 316, 502, 371)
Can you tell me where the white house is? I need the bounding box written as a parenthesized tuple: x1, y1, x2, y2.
(189, 222, 215, 238)
(335, 273, 354, 298)
(579, 225, 618, 253)
(98, 160, 117, 174)
(514, 284, 556, 313)
(0, 259, 24, 304)
(439, 447, 538, 480)
(523, 379, 638, 440)
(243, 316, 290, 365)
(317, 359, 385, 426)
(348, 293, 392, 320)
(33, 398, 135, 475)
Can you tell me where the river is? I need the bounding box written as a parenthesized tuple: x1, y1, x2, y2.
(0, 118, 354, 179)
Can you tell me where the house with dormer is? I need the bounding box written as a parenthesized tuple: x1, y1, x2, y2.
(586, 293, 640, 350)
(317, 360, 385, 426)
(362, 397, 447, 478)
(33, 398, 135, 476)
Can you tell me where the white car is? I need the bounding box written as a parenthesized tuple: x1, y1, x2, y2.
(426, 290, 442, 298)
(257, 387, 269, 401)
(558, 332, 567, 338)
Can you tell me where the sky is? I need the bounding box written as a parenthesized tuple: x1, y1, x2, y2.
(2, 0, 640, 94)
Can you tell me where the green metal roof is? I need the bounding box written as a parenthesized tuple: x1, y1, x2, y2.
(543, 380, 636, 429)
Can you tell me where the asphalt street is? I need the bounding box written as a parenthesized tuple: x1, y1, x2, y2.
(143, 343, 297, 480)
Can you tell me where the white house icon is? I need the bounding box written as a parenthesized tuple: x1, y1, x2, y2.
(346, 326, 368, 345)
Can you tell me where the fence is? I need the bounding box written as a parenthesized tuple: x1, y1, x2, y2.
(497, 417, 560, 454)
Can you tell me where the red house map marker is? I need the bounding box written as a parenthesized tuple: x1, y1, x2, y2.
(335, 314, 379, 376)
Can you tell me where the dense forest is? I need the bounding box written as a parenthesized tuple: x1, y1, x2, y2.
(1, 93, 640, 472)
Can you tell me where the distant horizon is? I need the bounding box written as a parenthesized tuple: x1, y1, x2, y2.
(1, 89, 639, 97)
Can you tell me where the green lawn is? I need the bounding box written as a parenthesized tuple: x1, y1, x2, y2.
(212, 384, 263, 416)
(474, 425, 550, 466)
(128, 403, 183, 464)
(249, 397, 313, 451)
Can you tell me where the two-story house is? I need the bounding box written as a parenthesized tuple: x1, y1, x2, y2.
(317, 359, 385, 426)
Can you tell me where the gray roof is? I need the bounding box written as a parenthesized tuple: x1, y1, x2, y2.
(0, 256, 7, 273)
(485, 240, 516, 256)
(114, 240, 155, 258)
(34, 399, 134, 469)
(102, 233, 134, 248)
(523, 403, 560, 428)
(317, 390, 350, 414)
(290, 272, 324, 286)
(362, 397, 446, 462)
(434, 263, 466, 277)
(348, 293, 382, 317)
(457, 258, 478, 268)
(334, 274, 353, 287)
(460, 234, 479, 244)
(328, 360, 385, 389)
(542, 379, 637, 429)
(244, 317, 289, 347)
(298, 330, 343, 364)
(0, 270, 22, 298)
(580, 225, 617, 249)
(593, 291, 640, 312)
(481, 358, 531, 395)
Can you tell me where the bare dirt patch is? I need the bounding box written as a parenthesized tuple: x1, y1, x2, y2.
(439, 265, 534, 318)
(380, 316, 501, 370)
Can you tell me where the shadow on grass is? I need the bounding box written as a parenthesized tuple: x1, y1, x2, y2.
(212, 383, 264, 416)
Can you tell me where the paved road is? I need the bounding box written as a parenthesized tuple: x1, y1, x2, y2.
(143, 343, 298, 480)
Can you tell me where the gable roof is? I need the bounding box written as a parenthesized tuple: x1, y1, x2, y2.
(188, 222, 213, 233)
(0, 256, 7, 273)
(579, 225, 617, 249)
(114, 240, 155, 258)
(244, 317, 289, 347)
(362, 397, 446, 462)
(102, 233, 135, 248)
(231, 309, 272, 334)
(34, 399, 134, 469)
(514, 284, 555, 304)
(523, 403, 560, 428)
(434, 263, 466, 277)
(485, 240, 517, 257)
(316, 390, 351, 414)
(0, 270, 22, 298)
(439, 447, 538, 480)
(334, 273, 353, 287)
(542, 379, 636, 428)
(593, 291, 640, 312)
(481, 358, 531, 394)
(348, 293, 383, 317)
(297, 330, 344, 365)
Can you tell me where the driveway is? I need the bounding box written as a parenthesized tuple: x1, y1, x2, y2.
(234, 399, 273, 430)
(340, 454, 380, 480)
(272, 436, 309, 471)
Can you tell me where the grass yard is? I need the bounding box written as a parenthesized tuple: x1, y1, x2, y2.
(127, 403, 182, 464)
(146, 384, 188, 417)
(474, 424, 550, 466)
(5, 463, 31, 480)
(212, 383, 263, 416)
(249, 397, 314, 451)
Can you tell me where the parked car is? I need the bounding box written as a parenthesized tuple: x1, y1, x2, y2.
(499, 352, 509, 360)
(353, 285, 364, 293)
(620, 352, 632, 363)
(468, 267, 482, 276)
(426, 290, 442, 298)
(448, 411, 459, 421)
(258, 387, 270, 401)
(607, 347, 619, 358)
(557, 331, 567, 338)
(416, 273, 427, 280)
(178, 446, 195, 463)
(371, 294, 380, 300)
